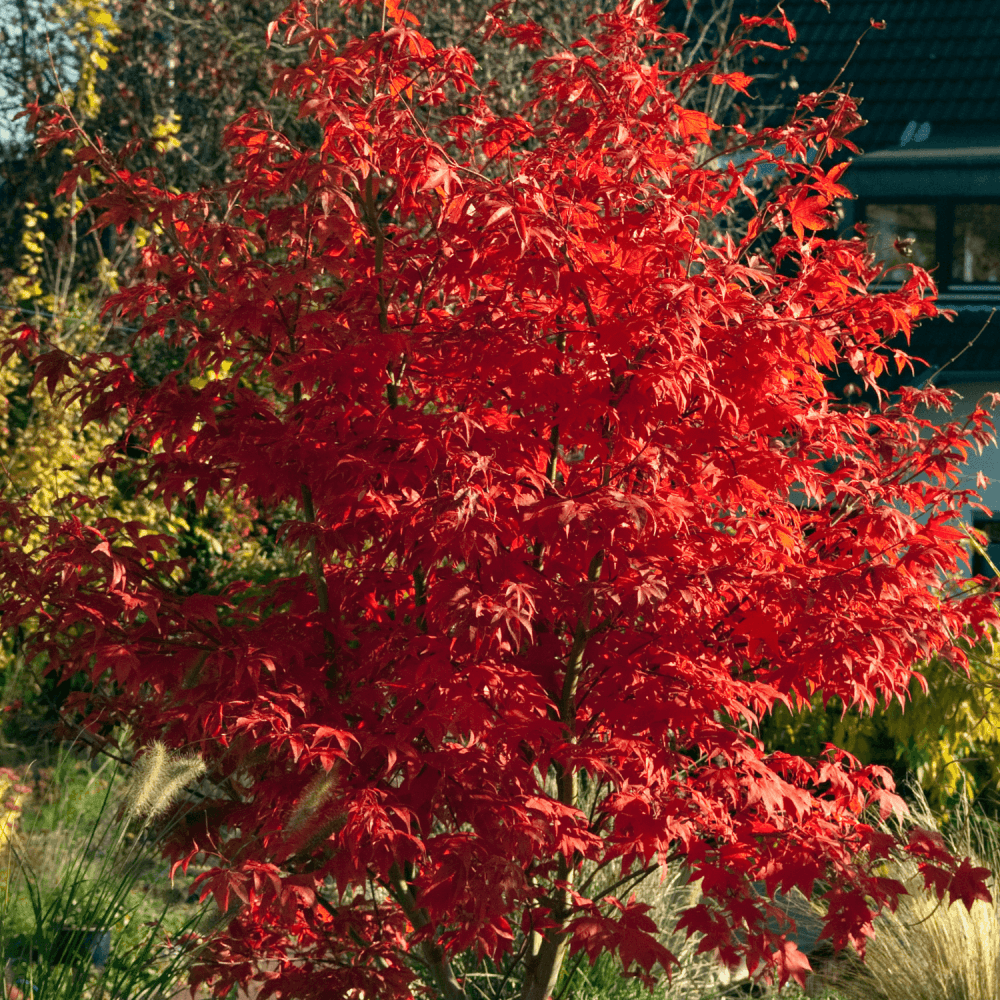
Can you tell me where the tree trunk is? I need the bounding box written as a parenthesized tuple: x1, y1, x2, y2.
(521, 931, 571, 1000)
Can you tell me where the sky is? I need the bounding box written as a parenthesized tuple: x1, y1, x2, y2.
(0, 0, 80, 150)
(1, 0, 29, 147)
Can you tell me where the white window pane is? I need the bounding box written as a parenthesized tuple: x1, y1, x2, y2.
(864, 203, 937, 272)
(954, 205, 1000, 283)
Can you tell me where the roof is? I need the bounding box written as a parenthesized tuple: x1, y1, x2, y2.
(744, 4, 1000, 387)
(751, 0, 1000, 152)
(851, 146, 1000, 168)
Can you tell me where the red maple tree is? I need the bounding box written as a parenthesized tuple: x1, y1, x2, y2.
(3, 1, 998, 997)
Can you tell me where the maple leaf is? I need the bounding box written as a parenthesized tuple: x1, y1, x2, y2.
(712, 71, 754, 96)
(31, 349, 77, 397)
(383, 0, 419, 26)
(906, 827, 953, 866)
(768, 940, 810, 988)
(810, 161, 852, 202)
(419, 155, 459, 195)
(734, 608, 783, 658)
(784, 193, 831, 239)
(503, 18, 545, 49)
(618, 922, 678, 978)
(673, 106, 720, 143)
(946, 857, 993, 911)
(675, 904, 735, 957)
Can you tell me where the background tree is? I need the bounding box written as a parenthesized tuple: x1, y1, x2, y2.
(764, 630, 1000, 819)
(0, 0, 307, 735)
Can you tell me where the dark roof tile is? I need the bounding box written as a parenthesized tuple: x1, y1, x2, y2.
(768, 0, 1000, 148)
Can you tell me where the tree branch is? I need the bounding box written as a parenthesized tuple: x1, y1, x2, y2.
(387, 863, 468, 1000)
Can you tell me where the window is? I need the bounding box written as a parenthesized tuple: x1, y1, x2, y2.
(861, 201, 1000, 287)
(954, 205, 1000, 283)
(864, 203, 937, 271)
(972, 519, 1000, 578)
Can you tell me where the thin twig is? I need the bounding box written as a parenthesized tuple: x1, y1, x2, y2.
(824, 22, 879, 100)
(490, 935, 530, 1000)
(901, 892, 944, 930)
(964, 524, 1000, 580)
(922, 309, 996, 387)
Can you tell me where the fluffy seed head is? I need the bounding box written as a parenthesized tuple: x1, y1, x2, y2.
(124, 742, 206, 824)
(286, 767, 339, 835)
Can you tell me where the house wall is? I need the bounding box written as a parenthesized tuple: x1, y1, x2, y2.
(934, 379, 1000, 516)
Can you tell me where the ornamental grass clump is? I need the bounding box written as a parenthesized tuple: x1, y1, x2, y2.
(822, 785, 1000, 1000)
(0, 742, 215, 1000)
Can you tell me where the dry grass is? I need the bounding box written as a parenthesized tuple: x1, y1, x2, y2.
(817, 785, 1000, 1000)
(631, 865, 731, 1000)
(830, 857, 999, 1000)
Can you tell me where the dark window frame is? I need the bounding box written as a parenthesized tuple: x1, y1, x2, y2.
(972, 517, 1000, 578)
(857, 196, 1000, 290)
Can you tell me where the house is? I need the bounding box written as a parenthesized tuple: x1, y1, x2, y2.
(774, 0, 1000, 572)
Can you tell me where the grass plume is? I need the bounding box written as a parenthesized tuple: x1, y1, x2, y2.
(281, 765, 346, 863)
(285, 766, 339, 836)
(123, 742, 206, 825)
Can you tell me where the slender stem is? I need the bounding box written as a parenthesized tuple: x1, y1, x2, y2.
(551, 950, 587, 1000)
(560, 626, 587, 728)
(292, 382, 330, 617)
(365, 172, 403, 411)
(531, 538, 545, 573)
(388, 863, 467, 1000)
(522, 498, 606, 997)
(365, 172, 390, 337)
(923, 309, 995, 387)
(289, 379, 336, 692)
(545, 424, 560, 485)
(298, 481, 329, 616)
(413, 563, 427, 631)
(521, 615, 593, 1000)
(490, 935, 531, 1000)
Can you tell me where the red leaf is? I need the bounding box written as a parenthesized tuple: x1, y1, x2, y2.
(947, 857, 993, 912)
(777, 3, 797, 43)
(673, 106, 720, 142)
(785, 193, 831, 239)
(772, 940, 811, 989)
(711, 72, 754, 96)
